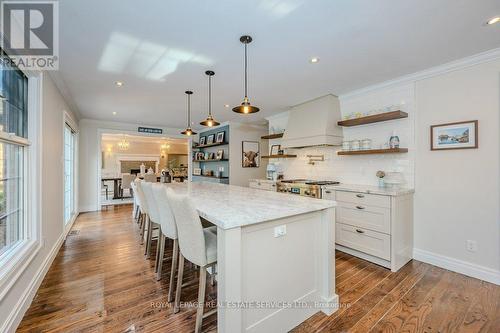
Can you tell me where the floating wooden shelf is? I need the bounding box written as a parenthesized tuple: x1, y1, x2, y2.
(193, 159, 228, 163)
(192, 174, 228, 179)
(193, 142, 228, 149)
(262, 154, 297, 159)
(261, 133, 284, 139)
(338, 148, 408, 155)
(337, 111, 408, 127)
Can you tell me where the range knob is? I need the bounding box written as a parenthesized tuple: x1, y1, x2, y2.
(304, 190, 310, 195)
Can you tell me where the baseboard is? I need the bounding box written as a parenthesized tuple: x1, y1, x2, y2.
(1, 234, 65, 333)
(79, 204, 98, 212)
(413, 248, 500, 285)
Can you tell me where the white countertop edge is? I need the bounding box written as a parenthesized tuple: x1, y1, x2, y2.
(323, 184, 414, 196)
(199, 201, 336, 230)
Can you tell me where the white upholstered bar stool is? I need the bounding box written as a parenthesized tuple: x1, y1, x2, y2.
(151, 184, 180, 302)
(131, 180, 141, 221)
(141, 182, 161, 259)
(166, 188, 217, 333)
(134, 180, 149, 242)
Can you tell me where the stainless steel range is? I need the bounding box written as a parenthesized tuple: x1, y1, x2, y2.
(277, 179, 340, 199)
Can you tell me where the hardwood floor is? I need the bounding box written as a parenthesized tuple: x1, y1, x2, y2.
(18, 205, 499, 332)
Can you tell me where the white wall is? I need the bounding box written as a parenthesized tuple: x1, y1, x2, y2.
(413, 59, 500, 281)
(78, 119, 183, 212)
(1, 74, 79, 332)
(229, 122, 268, 186)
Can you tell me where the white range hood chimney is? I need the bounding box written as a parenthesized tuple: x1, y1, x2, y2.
(281, 94, 343, 148)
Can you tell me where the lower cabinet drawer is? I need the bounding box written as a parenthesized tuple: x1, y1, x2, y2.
(336, 202, 390, 234)
(249, 181, 276, 191)
(336, 223, 391, 261)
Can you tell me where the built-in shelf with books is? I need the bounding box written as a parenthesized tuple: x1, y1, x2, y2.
(192, 124, 230, 184)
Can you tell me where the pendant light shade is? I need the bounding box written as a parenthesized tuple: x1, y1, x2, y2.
(181, 91, 197, 136)
(232, 35, 260, 114)
(200, 70, 220, 127)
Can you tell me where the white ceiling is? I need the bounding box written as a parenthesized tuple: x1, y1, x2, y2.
(57, 0, 500, 129)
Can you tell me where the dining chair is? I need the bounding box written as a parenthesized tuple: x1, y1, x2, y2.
(121, 174, 136, 198)
(143, 173, 157, 182)
(166, 188, 217, 333)
(141, 182, 161, 259)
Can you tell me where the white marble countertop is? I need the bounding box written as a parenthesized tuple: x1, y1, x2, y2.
(322, 183, 414, 196)
(163, 182, 336, 229)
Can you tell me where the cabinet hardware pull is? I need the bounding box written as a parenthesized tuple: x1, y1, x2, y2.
(272, 184, 276, 187)
(356, 229, 364, 233)
(356, 206, 365, 210)
(356, 194, 365, 198)
(325, 190, 331, 194)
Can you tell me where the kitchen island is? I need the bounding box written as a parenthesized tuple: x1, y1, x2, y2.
(165, 182, 337, 333)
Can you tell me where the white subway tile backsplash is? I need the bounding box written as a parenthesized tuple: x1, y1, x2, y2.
(268, 84, 415, 188)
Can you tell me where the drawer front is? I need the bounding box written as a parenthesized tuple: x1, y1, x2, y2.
(249, 181, 276, 191)
(336, 223, 391, 260)
(336, 191, 390, 208)
(336, 202, 391, 234)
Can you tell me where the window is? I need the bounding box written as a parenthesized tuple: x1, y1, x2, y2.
(0, 50, 29, 257)
(64, 124, 76, 224)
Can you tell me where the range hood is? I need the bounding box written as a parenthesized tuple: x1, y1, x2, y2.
(281, 94, 343, 148)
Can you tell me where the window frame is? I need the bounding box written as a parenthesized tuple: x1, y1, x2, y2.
(0, 64, 42, 300)
(63, 117, 78, 228)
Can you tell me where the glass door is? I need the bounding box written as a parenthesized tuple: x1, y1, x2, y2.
(64, 124, 76, 224)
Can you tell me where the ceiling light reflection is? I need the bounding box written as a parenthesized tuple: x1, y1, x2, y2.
(98, 32, 213, 81)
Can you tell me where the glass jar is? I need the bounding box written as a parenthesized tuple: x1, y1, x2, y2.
(361, 138, 372, 150)
(350, 140, 360, 150)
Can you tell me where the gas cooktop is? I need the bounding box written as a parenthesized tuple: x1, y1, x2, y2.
(279, 179, 340, 186)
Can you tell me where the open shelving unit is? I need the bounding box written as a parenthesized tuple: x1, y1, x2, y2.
(338, 148, 408, 155)
(193, 159, 229, 163)
(261, 133, 284, 139)
(193, 141, 228, 149)
(192, 174, 229, 179)
(261, 154, 297, 159)
(337, 110, 408, 127)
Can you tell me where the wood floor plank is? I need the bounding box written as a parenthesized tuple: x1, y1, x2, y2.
(17, 205, 500, 333)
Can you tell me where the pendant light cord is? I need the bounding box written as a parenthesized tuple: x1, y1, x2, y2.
(244, 42, 248, 99)
(187, 93, 191, 126)
(208, 75, 212, 116)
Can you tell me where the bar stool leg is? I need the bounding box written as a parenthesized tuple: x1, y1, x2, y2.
(174, 253, 185, 313)
(195, 266, 207, 333)
(167, 239, 179, 300)
(155, 231, 163, 273)
(145, 217, 152, 258)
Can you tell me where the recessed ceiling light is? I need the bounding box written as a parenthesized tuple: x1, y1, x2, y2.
(115, 81, 123, 87)
(310, 57, 319, 64)
(487, 16, 500, 25)
(224, 104, 230, 108)
(112, 111, 117, 115)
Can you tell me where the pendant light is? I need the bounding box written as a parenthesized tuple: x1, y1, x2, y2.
(232, 35, 260, 114)
(200, 70, 220, 127)
(181, 91, 197, 136)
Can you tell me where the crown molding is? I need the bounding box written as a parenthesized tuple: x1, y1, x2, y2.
(340, 47, 500, 99)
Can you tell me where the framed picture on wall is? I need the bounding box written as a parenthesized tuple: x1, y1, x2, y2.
(199, 136, 206, 145)
(242, 141, 260, 168)
(431, 120, 478, 150)
(207, 134, 215, 145)
(216, 131, 225, 143)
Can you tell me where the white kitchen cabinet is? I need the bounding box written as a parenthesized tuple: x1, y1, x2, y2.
(249, 179, 277, 191)
(323, 186, 414, 272)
